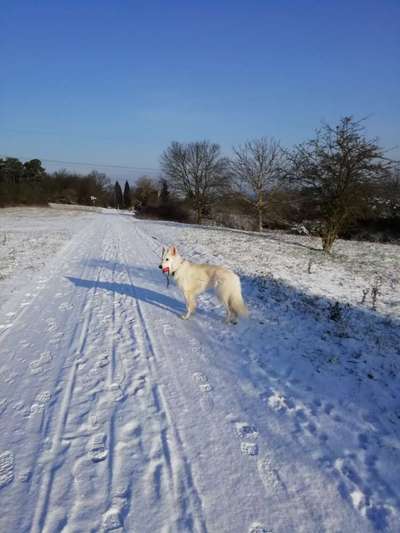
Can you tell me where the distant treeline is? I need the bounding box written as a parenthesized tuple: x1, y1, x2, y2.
(0, 158, 117, 207)
(1, 116, 399, 250)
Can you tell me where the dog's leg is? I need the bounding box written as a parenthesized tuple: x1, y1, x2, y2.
(217, 285, 236, 324)
(228, 308, 238, 325)
(181, 293, 196, 320)
(224, 306, 232, 324)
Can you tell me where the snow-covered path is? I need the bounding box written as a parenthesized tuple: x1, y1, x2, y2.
(0, 212, 397, 532)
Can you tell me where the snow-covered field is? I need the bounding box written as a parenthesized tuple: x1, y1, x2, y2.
(0, 207, 96, 308)
(0, 207, 399, 532)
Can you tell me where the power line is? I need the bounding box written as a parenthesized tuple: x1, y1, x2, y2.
(0, 154, 161, 172)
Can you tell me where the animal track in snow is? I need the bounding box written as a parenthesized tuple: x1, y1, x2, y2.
(88, 433, 108, 462)
(0, 450, 14, 489)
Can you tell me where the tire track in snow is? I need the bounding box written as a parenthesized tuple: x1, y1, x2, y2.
(58, 231, 130, 531)
(0, 221, 108, 533)
(128, 219, 321, 533)
(30, 226, 112, 533)
(116, 218, 209, 533)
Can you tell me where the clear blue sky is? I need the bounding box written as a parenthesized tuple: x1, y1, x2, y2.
(1, 0, 399, 180)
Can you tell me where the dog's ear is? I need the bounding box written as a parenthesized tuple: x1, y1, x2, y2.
(161, 246, 165, 257)
(171, 246, 177, 256)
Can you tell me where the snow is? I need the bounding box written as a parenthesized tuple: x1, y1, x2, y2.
(0, 207, 399, 532)
(0, 207, 95, 311)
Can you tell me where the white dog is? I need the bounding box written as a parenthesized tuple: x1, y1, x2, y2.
(159, 246, 248, 323)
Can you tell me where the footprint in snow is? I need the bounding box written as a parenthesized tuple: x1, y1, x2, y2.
(257, 455, 287, 495)
(266, 391, 295, 413)
(35, 391, 52, 404)
(193, 372, 213, 392)
(193, 372, 214, 412)
(241, 442, 259, 456)
(88, 433, 108, 462)
(30, 351, 53, 375)
(190, 339, 202, 353)
(249, 524, 272, 533)
(234, 421, 259, 457)
(108, 383, 124, 402)
(102, 507, 123, 531)
(162, 324, 174, 336)
(199, 395, 214, 413)
(235, 422, 258, 440)
(59, 302, 74, 311)
(192, 372, 208, 384)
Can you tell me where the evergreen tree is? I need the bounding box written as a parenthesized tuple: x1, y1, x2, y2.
(115, 181, 123, 209)
(123, 180, 132, 209)
(23, 159, 46, 182)
(159, 178, 170, 205)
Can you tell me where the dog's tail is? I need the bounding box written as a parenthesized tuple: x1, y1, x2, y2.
(230, 282, 249, 318)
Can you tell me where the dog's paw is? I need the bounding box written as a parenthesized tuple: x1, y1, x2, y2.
(181, 314, 190, 320)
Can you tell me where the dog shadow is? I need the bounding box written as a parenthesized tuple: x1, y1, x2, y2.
(66, 275, 213, 319)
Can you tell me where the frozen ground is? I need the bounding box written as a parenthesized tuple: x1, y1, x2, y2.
(0, 207, 399, 533)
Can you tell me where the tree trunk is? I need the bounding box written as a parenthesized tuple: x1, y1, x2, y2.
(196, 206, 202, 224)
(321, 227, 337, 253)
(257, 207, 263, 232)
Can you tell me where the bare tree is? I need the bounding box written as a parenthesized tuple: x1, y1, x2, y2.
(289, 117, 391, 253)
(230, 138, 285, 231)
(160, 140, 229, 224)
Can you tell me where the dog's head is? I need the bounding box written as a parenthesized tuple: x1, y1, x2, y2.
(159, 246, 180, 274)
